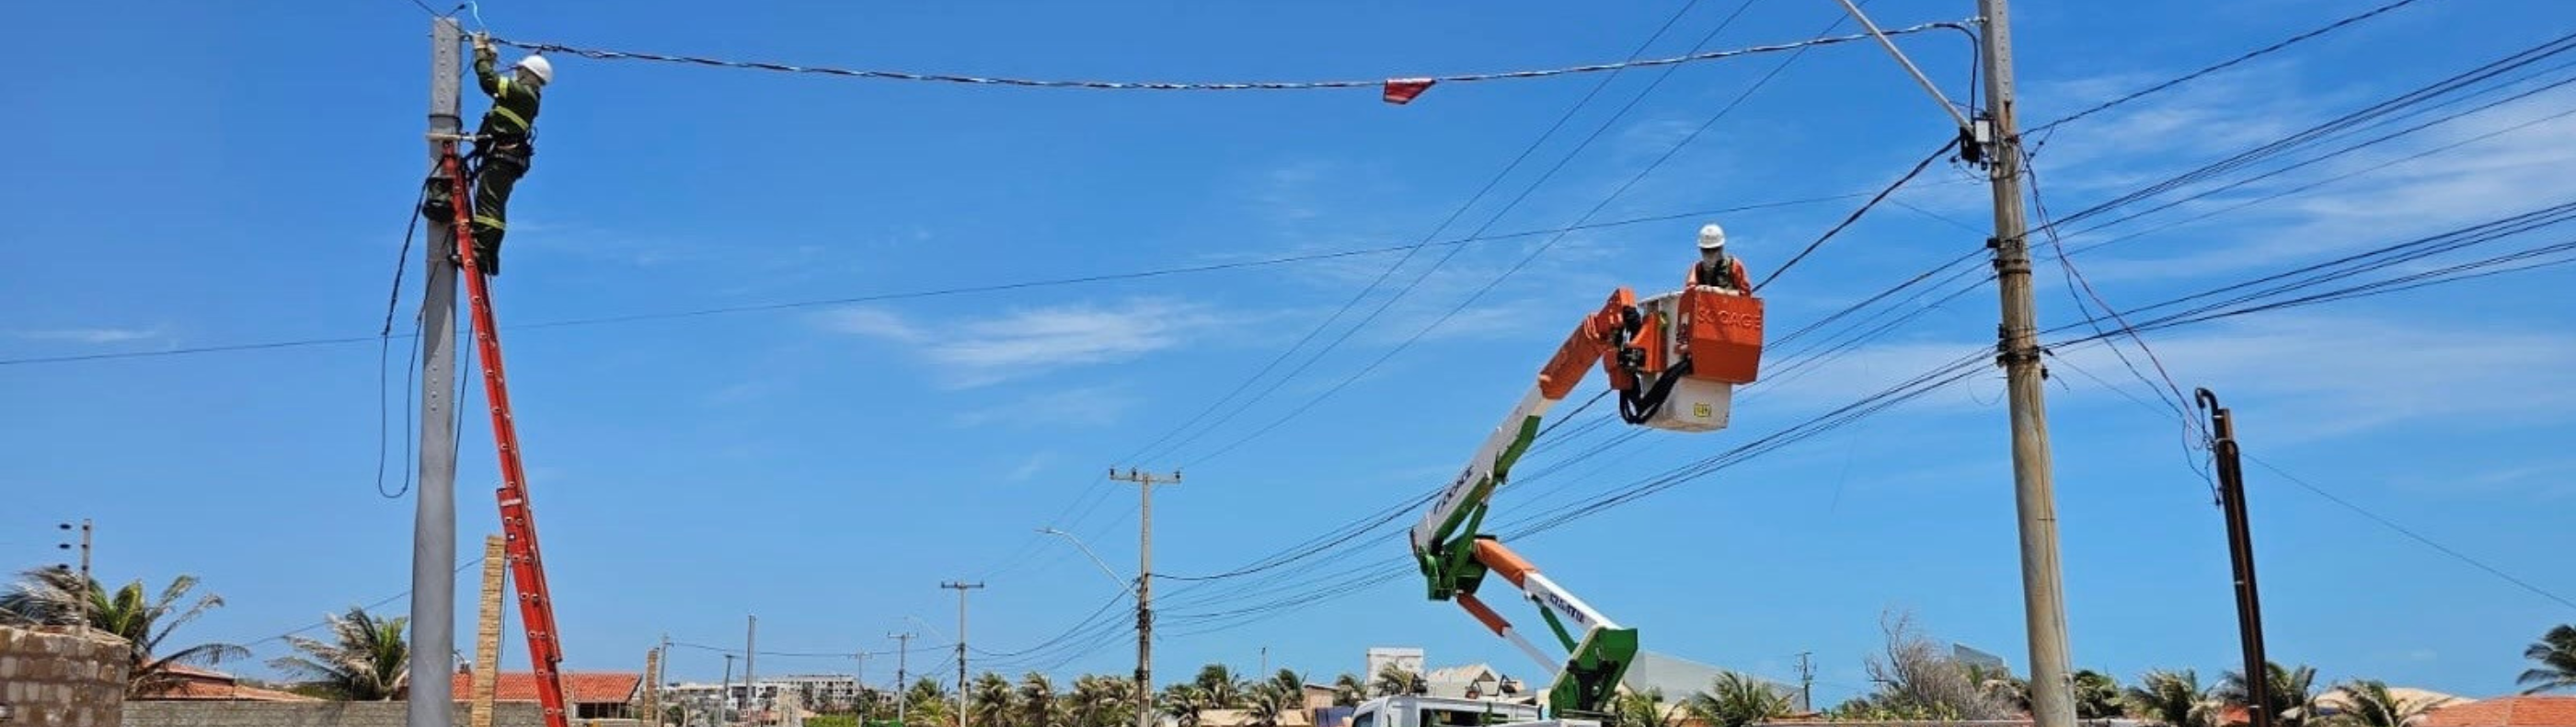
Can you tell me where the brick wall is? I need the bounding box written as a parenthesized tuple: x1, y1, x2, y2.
(0, 625, 132, 727)
(120, 702, 638, 727)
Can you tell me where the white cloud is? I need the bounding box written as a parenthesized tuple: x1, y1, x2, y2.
(10, 327, 165, 344)
(955, 387, 1137, 430)
(820, 299, 1223, 387)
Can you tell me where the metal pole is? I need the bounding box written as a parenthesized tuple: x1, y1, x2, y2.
(409, 17, 465, 727)
(940, 582, 985, 727)
(1975, 3, 2075, 727)
(746, 616, 760, 724)
(1110, 468, 1179, 727)
(723, 655, 738, 727)
(2198, 389, 2274, 727)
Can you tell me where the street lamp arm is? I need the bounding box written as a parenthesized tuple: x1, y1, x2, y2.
(1036, 527, 1142, 597)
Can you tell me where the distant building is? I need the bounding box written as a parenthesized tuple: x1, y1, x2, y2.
(452, 671, 644, 719)
(134, 664, 319, 702)
(1367, 648, 1425, 684)
(2421, 696, 2576, 727)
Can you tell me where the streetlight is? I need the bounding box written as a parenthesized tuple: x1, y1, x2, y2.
(1034, 528, 1140, 596)
(1034, 527, 1150, 727)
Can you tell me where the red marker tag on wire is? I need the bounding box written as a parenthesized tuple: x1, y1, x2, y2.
(1383, 77, 1435, 105)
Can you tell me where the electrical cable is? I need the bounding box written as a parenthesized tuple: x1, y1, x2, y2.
(492, 22, 1969, 94)
(1178, 4, 1908, 468)
(0, 200, 1862, 368)
(1119, 0, 1770, 472)
(2030, 0, 2429, 132)
(1753, 137, 1960, 292)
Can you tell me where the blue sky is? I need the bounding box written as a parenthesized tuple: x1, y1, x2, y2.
(6, 0, 2575, 708)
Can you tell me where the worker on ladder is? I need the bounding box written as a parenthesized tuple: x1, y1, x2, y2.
(1688, 223, 1751, 293)
(461, 31, 549, 276)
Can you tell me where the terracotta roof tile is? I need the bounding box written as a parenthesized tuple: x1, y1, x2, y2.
(452, 672, 641, 705)
(2422, 697, 2576, 727)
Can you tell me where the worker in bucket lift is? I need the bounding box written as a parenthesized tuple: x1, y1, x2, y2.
(461, 31, 548, 276)
(1688, 223, 1751, 293)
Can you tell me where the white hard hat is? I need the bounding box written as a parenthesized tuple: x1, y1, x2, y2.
(515, 55, 554, 86)
(1697, 223, 1727, 250)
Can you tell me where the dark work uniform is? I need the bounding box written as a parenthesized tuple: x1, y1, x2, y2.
(466, 46, 541, 275)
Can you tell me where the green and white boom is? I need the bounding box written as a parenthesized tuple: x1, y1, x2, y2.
(1410, 284, 1765, 721)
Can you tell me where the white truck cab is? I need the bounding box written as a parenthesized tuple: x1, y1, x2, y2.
(1346, 696, 1591, 727)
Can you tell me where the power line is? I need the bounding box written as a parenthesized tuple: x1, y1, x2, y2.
(1754, 137, 1961, 292)
(2030, 0, 2429, 132)
(1177, 3, 1922, 468)
(0, 202, 1866, 369)
(493, 21, 1969, 94)
(236, 556, 485, 648)
(1114, 0, 1769, 472)
(1123, 204, 2576, 636)
(2241, 456, 2576, 613)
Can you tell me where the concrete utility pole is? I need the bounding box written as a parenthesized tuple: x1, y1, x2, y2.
(1975, 3, 2076, 727)
(1109, 467, 1179, 727)
(408, 17, 465, 727)
(939, 582, 986, 727)
(745, 616, 760, 721)
(890, 632, 915, 726)
(1795, 652, 1814, 712)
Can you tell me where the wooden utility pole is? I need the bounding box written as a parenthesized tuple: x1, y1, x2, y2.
(1975, 2, 2076, 727)
(1109, 467, 1179, 727)
(409, 17, 466, 727)
(939, 582, 986, 727)
(2199, 389, 2274, 727)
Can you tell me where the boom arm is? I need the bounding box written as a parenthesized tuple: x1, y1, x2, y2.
(1410, 289, 1649, 720)
(1409, 283, 1765, 720)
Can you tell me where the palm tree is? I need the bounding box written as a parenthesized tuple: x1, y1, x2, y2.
(1018, 673, 1062, 727)
(1687, 673, 1793, 727)
(1068, 675, 1134, 727)
(0, 568, 250, 696)
(1372, 664, 1423, 698)
(2328, 680, 2435, 727)
(971, 673, 1016, 727)
(1331, 674, 1368, 707)
(1620, 688, 1676, 727)
(1160, 684, 1211, 727)
(1195, 664, 1247, 710)
(1269, 669, 1307, 705)
(907, 677, 954, 726)
(2125, 669, 2213, 727)
(2521, 624, 2576, 695)
(2220, 663, 2320, 727)
(1246, 682, 1298, 727)
(267, 606, 410, 700)
(2075, 670, 2126, 720)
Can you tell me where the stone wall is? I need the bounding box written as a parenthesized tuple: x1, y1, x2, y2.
(0, 625, 132, 727)
(121, 702, 639, 727)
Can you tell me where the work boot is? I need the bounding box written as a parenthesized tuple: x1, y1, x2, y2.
(473, 238, 501, 277)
